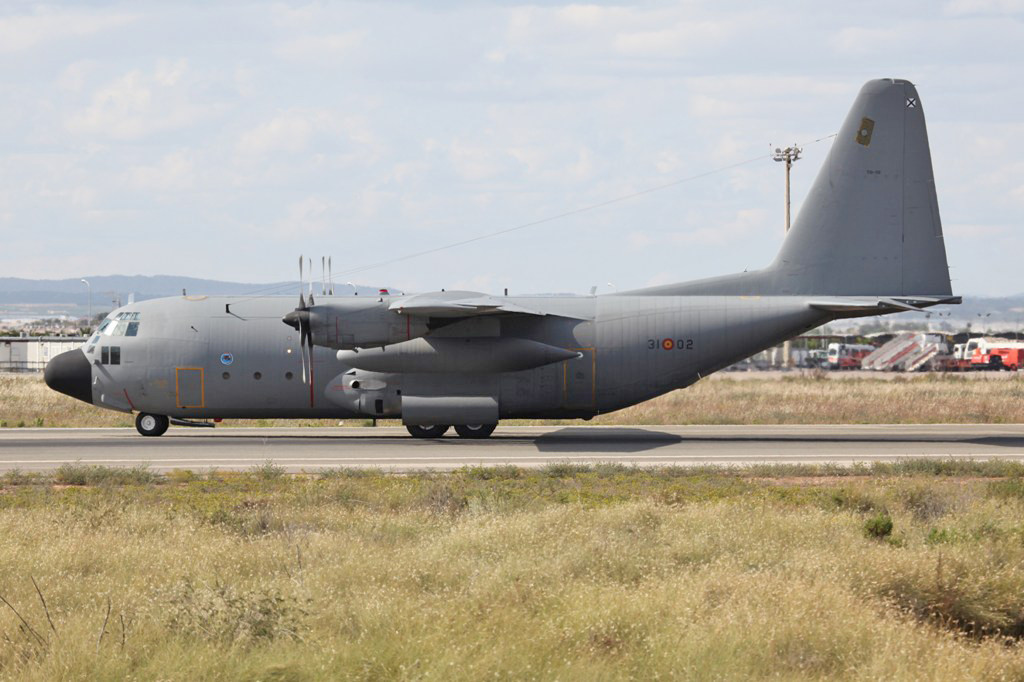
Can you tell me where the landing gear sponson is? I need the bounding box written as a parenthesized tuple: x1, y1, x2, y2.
(405, 424, 497, 439)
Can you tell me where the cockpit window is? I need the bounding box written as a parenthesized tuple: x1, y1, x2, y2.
(102, 312, 142, 336)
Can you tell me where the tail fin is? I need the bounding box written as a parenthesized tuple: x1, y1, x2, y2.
(633, 79, 953, 298)
(772, 78, 951, 296)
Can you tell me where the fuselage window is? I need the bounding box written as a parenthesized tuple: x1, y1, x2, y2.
(125, 322, 139, 336)
(99, 346, 121, 365)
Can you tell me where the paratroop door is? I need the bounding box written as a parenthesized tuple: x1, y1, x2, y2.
(175, 367, 204, 408)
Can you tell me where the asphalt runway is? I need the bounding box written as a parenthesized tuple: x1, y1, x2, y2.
(2, 424, 1024, 472)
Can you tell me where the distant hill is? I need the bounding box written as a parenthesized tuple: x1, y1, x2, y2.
(0, 275, 391, 319)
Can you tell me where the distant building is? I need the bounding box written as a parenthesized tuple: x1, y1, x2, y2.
(0, 337, 86, 372)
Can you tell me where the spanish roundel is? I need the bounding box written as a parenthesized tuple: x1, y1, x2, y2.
(661, 338, 674, 351)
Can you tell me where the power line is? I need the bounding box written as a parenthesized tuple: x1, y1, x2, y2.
(237, 132, 837, 299)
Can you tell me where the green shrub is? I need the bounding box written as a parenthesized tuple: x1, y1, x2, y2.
(164, 579, 306, 645)
(54, 462, 159, 486)
(461, 465, 522, 480)
(864, 512, 894, 539)
(250, 460, 286, 480)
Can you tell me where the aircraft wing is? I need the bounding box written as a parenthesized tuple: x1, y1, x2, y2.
(389, 291, 548, 318)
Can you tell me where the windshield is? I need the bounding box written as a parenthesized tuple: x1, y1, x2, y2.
(101, 312, 141, 336)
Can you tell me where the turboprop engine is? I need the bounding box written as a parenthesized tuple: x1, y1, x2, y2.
(284, 297, 430, 351)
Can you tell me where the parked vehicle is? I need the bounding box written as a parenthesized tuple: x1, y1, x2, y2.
(826, 343, 875, 370)
(804, 348, 829, 369)
(968, 339, 1024, 370)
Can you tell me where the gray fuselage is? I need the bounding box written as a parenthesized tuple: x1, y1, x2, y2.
(79, 292, 828, 421)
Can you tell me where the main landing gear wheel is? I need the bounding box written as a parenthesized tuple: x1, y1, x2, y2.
(406, 424, 450, 439)
(454, 424, 497, 439)
(135, 413, 169, 437)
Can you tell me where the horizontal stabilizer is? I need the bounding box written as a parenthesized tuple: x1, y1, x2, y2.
(808, 295, 960, 314)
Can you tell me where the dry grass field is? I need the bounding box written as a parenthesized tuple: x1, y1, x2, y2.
(3, 371, 1024, 428)
(1, 462, 1024, 679)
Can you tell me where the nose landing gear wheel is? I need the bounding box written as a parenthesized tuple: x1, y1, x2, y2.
(406, 424, 450, 439)
(454, 423, 497, 439)
(135, 413, 169, 437)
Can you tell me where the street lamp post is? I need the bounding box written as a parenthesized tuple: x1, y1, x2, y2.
(80, 278, 92, 326)
(773, 145, 802, 368)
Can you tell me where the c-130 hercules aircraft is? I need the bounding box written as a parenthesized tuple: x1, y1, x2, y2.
(45, 78, 958, 438)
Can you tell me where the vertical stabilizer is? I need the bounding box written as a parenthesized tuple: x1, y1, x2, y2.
(772, 78, 951, 296)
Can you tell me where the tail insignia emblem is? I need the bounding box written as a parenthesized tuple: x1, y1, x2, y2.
(855, 117, 875, 146)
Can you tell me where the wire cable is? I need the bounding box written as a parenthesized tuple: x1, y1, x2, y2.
(236, 132, 837, 299)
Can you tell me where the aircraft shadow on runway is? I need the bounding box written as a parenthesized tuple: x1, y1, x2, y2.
(117, 428, 1024, 454)
(529, 428, 1024, 454)
(532, 428, 684, 453)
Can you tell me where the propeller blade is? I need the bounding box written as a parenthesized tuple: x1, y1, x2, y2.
(321, 256, 326, 296)
(328, 257, 333, 295)
(299, 317, 308, 384)
(306, 318, 315, 386)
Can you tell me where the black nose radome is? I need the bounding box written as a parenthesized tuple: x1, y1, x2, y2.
(44, 349, 93, 405)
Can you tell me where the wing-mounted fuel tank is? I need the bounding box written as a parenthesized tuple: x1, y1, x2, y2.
(337, 337, 581, 374)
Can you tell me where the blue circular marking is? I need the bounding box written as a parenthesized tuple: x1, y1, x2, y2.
(220, 353, 234, 366)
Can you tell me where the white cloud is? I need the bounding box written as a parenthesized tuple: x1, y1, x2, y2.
(57, 61, 98, 93)
(0, 8, 135, 53)
(274, 31, 365, 62)
(943, 0, 1024, 14)
(236, 109, 379, 159)
(65, 60, 217, 140)
(945, 223, 1011, 237)
(613, 20, 732, 57)
(830, 26, 902, 55)
(669, 208, 768, 247)
(274, 196, 332, 236)
(126, 151, 195, 192)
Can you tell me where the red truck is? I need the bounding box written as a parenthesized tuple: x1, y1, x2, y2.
(972, 345, 1024, 371)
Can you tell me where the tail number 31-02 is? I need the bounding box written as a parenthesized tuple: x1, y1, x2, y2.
(648, 338, 694, 350)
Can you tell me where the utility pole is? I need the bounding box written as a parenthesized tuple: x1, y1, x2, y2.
(80, 278, 91, 326)
(773, 145, 802, 368)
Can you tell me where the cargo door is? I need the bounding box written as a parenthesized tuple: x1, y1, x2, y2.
(175, 367, 205, 408)
(563, 348, 595, 409)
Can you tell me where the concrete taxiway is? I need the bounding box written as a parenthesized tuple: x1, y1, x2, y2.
(1, 424, 1024, 472)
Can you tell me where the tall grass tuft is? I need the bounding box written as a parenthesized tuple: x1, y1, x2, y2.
(52, 462, 159, 486)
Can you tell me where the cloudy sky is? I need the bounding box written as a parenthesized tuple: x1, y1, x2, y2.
(1, 1, 1022, 296)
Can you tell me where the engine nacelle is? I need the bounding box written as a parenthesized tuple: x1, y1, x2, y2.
(324, 369, 401, 417)
(308, 298, 429, 350)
